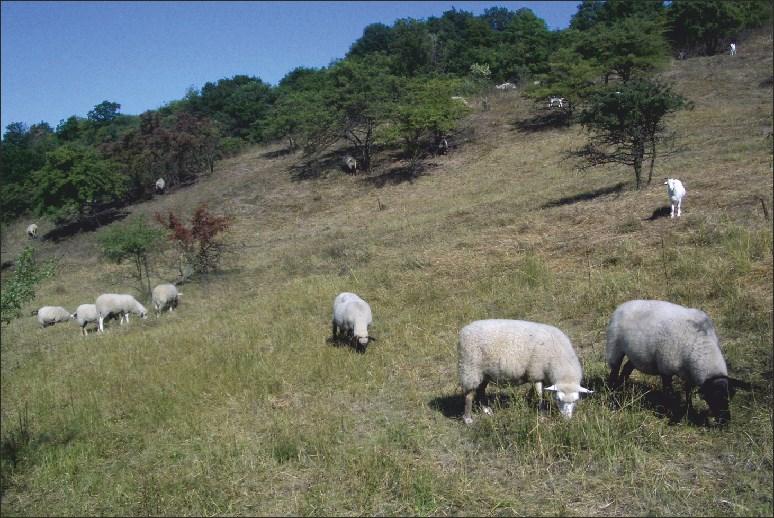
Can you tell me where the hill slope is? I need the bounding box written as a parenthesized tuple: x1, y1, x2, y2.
(2, 31, 772, 516)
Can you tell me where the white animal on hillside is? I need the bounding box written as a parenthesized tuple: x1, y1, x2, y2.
(332, 292, 374, 353)
(458, 319, 592, 424)
(343, 155, 357, 174)
(73, 303, 99, 336)
(548, 96, 567, 108)
(95, 293, 148, 332)
(496, 82, 516, 90)
(664, 178, 686, 218)
(606, 299, 750, 424)
(36, 306, 73, 327)
(26, 223, 38, 239)
(152, 283, 182, 316)
(155, 177, 166, 194)
(729, 42, 736, 56)
(437, 136, 449, 155)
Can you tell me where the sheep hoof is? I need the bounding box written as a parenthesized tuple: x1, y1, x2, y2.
(482, 406, 493, 415)
(463, 415, 474, 425)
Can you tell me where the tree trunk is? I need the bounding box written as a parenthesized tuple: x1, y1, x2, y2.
(647, 137, 657, 185)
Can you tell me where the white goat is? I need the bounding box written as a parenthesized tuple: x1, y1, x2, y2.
(664, 178, 686, 218)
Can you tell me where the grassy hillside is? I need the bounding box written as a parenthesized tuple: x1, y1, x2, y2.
(2, 31, 772, 516)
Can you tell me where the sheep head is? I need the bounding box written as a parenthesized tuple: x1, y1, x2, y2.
(545, 384, 593, 418)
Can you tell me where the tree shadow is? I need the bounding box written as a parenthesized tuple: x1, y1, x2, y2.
(289, 152, 346, 182)
(261, 147, 296, 160)
(645, 206, 672, 221)
(42, 209, 130, 242)
(542, 182, 627, 208)
(363, 164, 427, 188)
(513, 110, 571, 133)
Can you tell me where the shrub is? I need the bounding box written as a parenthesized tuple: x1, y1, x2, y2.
(0, 246, 55, 324)
(99, 217, 164, 296)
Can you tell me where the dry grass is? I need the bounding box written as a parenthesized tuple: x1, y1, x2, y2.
(1, 30, 772, 516)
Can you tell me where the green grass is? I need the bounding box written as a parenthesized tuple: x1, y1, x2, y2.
(1, 31, 772, 516)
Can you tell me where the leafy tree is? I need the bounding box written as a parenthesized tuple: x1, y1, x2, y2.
(155, 204, 233, 278)
(0, 246, 56, 324)
(87, 100, 121, 124)
(573, 80, 689, 189)
(570, 0, 665, 31)
(388, 18, 435, 76)
(348, 22, 394, 57)
(30, 144, 127, 223)
(667, 0, 745, 55)
(99, 217, 163, 296)
(55, 116, 85, 142)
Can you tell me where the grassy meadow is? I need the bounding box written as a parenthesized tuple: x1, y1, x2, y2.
(1, 31, 772, 516)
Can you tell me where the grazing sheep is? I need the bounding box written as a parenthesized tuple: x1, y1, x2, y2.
(155, 177, 166, 194)
(729, 42, 736, 56)
(548, 96, 566, 109)
(26, 223, 38, 239)
(606, 299, 750, 424)
(458, 319, 592, 424)
(36, 306, 73, 327)
(343, 155, 357, 174)
(495, 82, 516, 90)
(664, 178, 686, 218)
(437, 136, 449, 155)
(73, 303, 99, 336)
(332, 292, 375, 353)
(95, 293, 148, 332)
(152, 283, 182, 316)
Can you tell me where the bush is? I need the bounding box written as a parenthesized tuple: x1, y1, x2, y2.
(99, 217, 164, 296)
(0, 246, 55, 324)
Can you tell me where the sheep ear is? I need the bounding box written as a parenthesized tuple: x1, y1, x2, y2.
(544, 385, 558, 392)
(579, 386, 594, 395)
(367, 336, 377, 341)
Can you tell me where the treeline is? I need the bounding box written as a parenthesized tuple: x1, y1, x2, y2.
(1, 0, 769, 224)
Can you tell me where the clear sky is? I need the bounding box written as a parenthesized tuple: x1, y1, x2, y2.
(1, 1, 580, 132)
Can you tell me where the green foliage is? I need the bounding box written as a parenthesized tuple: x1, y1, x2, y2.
(99, 217, 163, 296)
(87, 100, 121, 124)
(667, 0, 745, 55)
(574, 79, 689, 188)
(30, 144, 127, 223)
(0, 246, 55, 324)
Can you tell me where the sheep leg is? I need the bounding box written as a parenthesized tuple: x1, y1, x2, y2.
(477, 380, 492, 415)
(670, 202, 676, 219)
(676, 199, 682, 217)
(331, 320, 338, 340)
(619, 360, 636, 384)
(607, 355, 625, 388)
(463, 390, 476, 425)
(98, 316, 104, 333)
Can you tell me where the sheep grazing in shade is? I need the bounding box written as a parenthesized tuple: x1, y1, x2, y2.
(152, 283, 182, 317)
(26, 223, 38, 239)
(332, 292, 375, 353)
(36, 306, 73, 327)
(73, 303, 99, 336)
(95, 293, 148, 332)
(155, 177, 166, 194)
(548, 96, 566, 109)
(729, 42, 736, 56)
(664, 178, 686, 218)
(437, 136, 449, 155)
(343, 155, 357, 174)
(606, 299, 751, 424)
(458, 319, 592, 424)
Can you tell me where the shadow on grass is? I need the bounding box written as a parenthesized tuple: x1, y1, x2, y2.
(261, 147, 296, 160)
(513, 110, 571, 133)
(645, 206, 672, 221)
(609, 379, 710, 426)
(289, 152, 351, 182)
(542, 182, 627, 208)
(42, 209, 129, 242)
(364, 164, 427, 188)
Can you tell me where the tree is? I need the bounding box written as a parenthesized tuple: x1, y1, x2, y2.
(348, 22, 394, 57)
(30, 144, 127, 222)
(87, 100, 121, 124)
(0, 246, 55, 324)
(1, 122, 56, 221)
(99, 217, 164, 296)
(572, 80, 689, 189)
(667, 0, 745, 55)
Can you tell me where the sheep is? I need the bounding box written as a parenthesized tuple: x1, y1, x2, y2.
(495, 82, 516, 90)
(437, 136, 449, 155)
(458, 319, 592, 424)
(332, 292, 375, 353)
(729, 42, 736, 56)
(606, 299, 751, 424)
(95, 293, 148, 332)
(664, 178, 686, 218)
(73, 303, 99, 336)
(152, 283, 182, 317)
(155, 177, 166, 194)
(26, 223, 38, 239)
(548, 96, 566, 109)
(35, 306, 73, 327)
(343, 155, 357, 174)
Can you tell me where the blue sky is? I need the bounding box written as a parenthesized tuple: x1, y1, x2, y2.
(1, 1, 580, 132)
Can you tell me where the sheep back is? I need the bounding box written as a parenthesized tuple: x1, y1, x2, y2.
(37, 306, 72, 326)
(152, 284, 180, 312)
(96, 294, 147, 318)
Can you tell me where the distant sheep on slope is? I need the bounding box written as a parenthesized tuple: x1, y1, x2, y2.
(95, 293, 148, 333)
(664, 178, 686, 218)
(155, 177, 166, 194)
(343, 155, 357, 174)
(606, 299, 751, 424)
(36, 306, 73, 327)
(73, 303, 99, 335)
(152, 283, 182, 317)
(458, 319, 592, 424)
(332, 292, 375, 353)
(27, 224, 38, 239)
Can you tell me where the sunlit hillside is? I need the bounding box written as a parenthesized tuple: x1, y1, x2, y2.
(1, 30, 772, 516)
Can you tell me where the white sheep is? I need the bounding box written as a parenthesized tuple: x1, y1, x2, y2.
(332, 292, 375, 353)
(606, 299, 750, 424)
(35, 306, 73, 327)
(73, 303, 99, 336)
(458, 319, 592, 424)
(437, 136, 449, 155)
(342, 155, 358, 174)
(26, 223, 38, 239)
(729, 42, 736, 56)
(664, 178, 686, 218)
(155, 177, 166, 194)
(152, 283, 182, 317)
(495, 82, 516, 90)
(548, 96, 566, 109)
(95, 293, 148, 332)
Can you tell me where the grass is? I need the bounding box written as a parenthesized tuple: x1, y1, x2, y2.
(1, 30, 773, 516)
